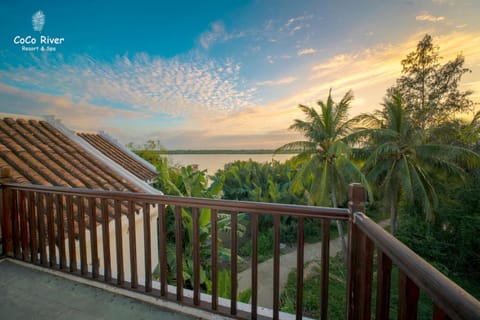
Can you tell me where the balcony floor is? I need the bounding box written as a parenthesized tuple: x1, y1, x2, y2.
(0, 259, 196, 320)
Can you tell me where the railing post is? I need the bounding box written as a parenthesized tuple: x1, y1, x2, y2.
(1, 168, 14, 257)
(346, 183, 366, 320)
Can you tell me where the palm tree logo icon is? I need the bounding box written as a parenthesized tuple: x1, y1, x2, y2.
(32, 11, 45, 32)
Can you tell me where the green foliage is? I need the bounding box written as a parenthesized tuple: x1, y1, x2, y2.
(126, 139, 166, 167)
(280, 256, 347, 319)
(277, 89, 369, 207)
(397, 170, 480, 298)
(352, 93, 480, 235)
(277, 89, 370, 261)
(239, 231, 274, 263)
(238, 288, 252, 303)
(218, 268, 231, 299)
(391, 34, 474, 130)
(217, 159, 303, 204)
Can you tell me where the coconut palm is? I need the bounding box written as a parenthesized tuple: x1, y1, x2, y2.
(352, 93, 480, 235)
(277, 89, 369, 261)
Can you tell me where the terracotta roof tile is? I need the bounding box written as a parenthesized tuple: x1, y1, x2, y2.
(0, 117, 144, 193)
(0, 117, 150, 233)
(77, 133, 157, 181)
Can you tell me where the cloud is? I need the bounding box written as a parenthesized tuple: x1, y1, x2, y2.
(199, 22, 226, 49)
(283, 14, 313, 35)
(0, 51, 255, 116)
(431, 0, 455, 5)
(198, 21, 246, 49)
(0, 83, 148, 131)
(256, 77, 297, 87)
(312, 54, 355, 70)
(297, 48, 316, 56)
(416, 12, 445, 22)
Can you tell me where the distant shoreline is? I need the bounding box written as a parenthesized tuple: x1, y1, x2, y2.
(154, 150, 298, 155)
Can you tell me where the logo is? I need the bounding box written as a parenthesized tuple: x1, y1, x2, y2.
(12, 10, 65, 52)
(32, 10, 45, 32)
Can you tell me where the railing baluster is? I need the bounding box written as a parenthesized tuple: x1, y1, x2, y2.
(432, 304, 451, 320)
(12, 190, 20, 259)
(192, 207, 201, 305)
(230, 211, 238, 316)
(114, 199, 123, 285)
(66, 195, 76, 272)
(56, 194, 66, 270)
(101, 198, 111, 282)
(143, 202, 152, 292)
(28, 191, 37, 263)
(88, 197, 99, 278)
(158, 204, 168, 297)
(37, 193, 47, 266)
(358, 228, 374, 320)
(251, 212, 258, 318)
(46, 194, 56, 268)
(19, 190, 28, 261)
(376, 249, 392, 320)
(211, 208, 218, 310)
(398, 270, 420, 320)
(273, 215, 280, 320)
(77, 196, 87, 275)
(128, 200, 138, 289)
(1, 187, 14, 257)
(296, 216, 305, 320)
(321, 219, 330, 320)
(175, 205, 183, 301)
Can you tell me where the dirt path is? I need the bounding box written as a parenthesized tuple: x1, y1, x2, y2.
(237, 219, 389, 308)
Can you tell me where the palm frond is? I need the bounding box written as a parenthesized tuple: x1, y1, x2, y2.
(276, 141, 316, 153)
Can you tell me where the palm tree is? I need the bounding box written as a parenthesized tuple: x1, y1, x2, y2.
(352, 93, 480, 235)
(277, 89, 369, 261)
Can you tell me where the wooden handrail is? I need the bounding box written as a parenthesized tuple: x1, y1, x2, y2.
(0, 182, 350, 219)
(354, 212, 480, 320)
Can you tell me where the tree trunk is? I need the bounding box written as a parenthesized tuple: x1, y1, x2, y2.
(389, 196, 398, 236)
(331, 178, 348, 263)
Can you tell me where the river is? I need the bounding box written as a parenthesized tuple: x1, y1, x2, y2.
(166, 154, 295, 175)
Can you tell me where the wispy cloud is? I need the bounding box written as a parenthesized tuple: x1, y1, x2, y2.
(283, 14, 314, 35)
(0, 51, 255, 116)
(265, 54, 292, 64)
(256, 76, 297, 87)
(297, 48, 316, 56)
(431, 0, 455, 5)
(416, 12, 445, 22)
(199, 22, 226, 49)
(312, 54, 355, 70)
(198, 21, 245, 49)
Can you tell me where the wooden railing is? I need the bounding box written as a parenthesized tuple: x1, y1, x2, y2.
(0, 182, 349, 319)
(346, 183, 480, 320)
(1, 182, 479, 319)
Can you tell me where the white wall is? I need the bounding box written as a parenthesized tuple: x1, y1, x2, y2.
(64, 204, 159, 285)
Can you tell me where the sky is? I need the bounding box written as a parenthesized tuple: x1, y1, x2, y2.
(0, 0, 479, 149)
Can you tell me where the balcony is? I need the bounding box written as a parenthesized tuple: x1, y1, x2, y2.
(1, 182, 479, 319)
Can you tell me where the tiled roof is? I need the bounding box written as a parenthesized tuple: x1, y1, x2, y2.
(0, 117, 143, 193)
(77, 133, 157, 182)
